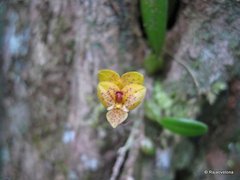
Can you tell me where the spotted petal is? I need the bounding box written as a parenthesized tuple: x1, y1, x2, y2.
(121, 71, 144, 87)
(98, 69, 123, 88)
(106, 109, 128, 128)
(122, 84, 146, 111)
(97, 82, 119, 108)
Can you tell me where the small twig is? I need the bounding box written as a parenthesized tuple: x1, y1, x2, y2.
(164, 50, 201, 96)
(120, 124, 144, 180)
(175, 59, 201, 96)
(110, 119, 141, 180)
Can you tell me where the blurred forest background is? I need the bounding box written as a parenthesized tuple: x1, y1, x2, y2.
(0, 0, 240, 180)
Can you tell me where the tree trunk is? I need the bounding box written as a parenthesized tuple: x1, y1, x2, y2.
(1, 0, 145, 179)
(1, 0, 240, 180)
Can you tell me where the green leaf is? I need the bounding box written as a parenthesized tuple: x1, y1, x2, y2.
(159, 117, 208, 136)
(144, 53, 164, 74)
(140, 0, 168, 55)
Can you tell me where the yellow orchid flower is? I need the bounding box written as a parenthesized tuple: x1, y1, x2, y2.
(97, 69, 146, 128)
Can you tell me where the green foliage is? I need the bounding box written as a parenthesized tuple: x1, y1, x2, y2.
(207, 81, 227, 104)
(145, 100, 162, 121)
(145, 82, 208, 137)
(140, 137, 156, 156)
(159, 117, 208, 137)
(212, 81, 227, 94)
(140, 0, 168, 55)
(144, 53, 164, 74)
(141, 1, 209, 137)
(145, 82, 190, 120)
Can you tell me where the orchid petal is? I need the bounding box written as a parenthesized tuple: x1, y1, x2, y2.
(122, 84, 146, 110)
(97, 82, 119, 108)
(121, 71, 144, 86)
(106, 109, 128, 128)
(98, 69, 123, 88)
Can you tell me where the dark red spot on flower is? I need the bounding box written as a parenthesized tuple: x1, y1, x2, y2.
(115, 91, 123, 103)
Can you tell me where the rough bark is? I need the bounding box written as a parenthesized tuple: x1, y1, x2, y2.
(1, 0, 145, 179)
(141, 0, 240, 179)
(1, 0, 240, 180)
